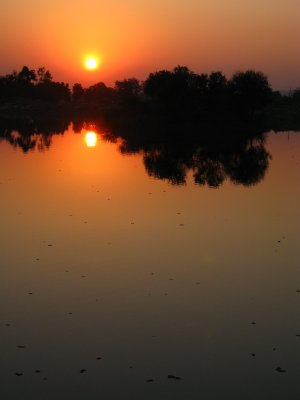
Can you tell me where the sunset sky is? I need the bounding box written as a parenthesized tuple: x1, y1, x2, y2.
(0, 0, 299, 89)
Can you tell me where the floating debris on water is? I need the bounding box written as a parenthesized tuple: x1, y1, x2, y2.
(168, 374, 181, 380)
(275, 367, 286, 373)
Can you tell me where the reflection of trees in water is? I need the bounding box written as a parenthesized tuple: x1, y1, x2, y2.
(139, 140, 270, 187)
(105, 115, 271, 187)
(223, 146, 270, 186)
(194, 144, 270, 187)
(144, 152, 189, 185)
(0, 118, 69, 152)
(0, 115, 270, 187)
(193, 158, 226, 187)
(8, 132, 52, 152)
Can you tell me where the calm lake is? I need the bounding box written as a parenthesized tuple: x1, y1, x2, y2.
(1, 125, 300, 399)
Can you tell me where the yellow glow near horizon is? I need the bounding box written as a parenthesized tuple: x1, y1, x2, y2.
(85, 57, 98, 70)
(85, 131, 97, 147)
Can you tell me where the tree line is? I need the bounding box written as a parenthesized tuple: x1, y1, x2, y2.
(1, 65, 299, 121)
(0, 67, 70, 103)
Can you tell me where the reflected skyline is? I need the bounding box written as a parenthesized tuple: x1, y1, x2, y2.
(0, 118, 271, 188)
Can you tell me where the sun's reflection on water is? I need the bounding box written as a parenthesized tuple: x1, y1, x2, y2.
(85, 131, 97, 147)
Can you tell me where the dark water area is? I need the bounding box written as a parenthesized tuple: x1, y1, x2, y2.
(0, 119, 300, 399)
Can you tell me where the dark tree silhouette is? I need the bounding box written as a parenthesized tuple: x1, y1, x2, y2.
(0, 66, 70, 103)
(0, 66, 37, 99)
(37, 67, 52, 83)
(208, 72, 227, 93)
(72, 83, 85, 102)
(229, 70, 271, 116)
(114, 78, 141, 100)
(2, 64, 295, 130)
(292, 88, 300, 101)
(206, 72, 228, 111)
(84, 82, 114, 104)
(35, 80, 70, 102)
(144, 66, 201, 113)
(144, 67, 232, 114)
(143, 69, 176, 102)
(18, 66, 36, 83)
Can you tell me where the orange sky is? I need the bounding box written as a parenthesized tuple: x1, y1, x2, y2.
(0, 0, 299, 89)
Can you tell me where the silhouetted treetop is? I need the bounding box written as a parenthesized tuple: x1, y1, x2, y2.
(229, 70, 271, 115)
(37, 67, 53, 83)
(143, 67, 230, 113)
(18, 66, 36, 83)
(0, 66, 70, 102)
(115, 78, 141, 97)
(84, 82, 114, 104)
(143, 66, 197, 105)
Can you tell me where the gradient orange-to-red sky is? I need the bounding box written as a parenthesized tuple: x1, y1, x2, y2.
(0, 0, 299, 89)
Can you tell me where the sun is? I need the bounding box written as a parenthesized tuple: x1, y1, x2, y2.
(85, 57, 98, 70)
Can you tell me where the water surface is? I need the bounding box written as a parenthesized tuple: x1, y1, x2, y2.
(1, 126, 300, 399)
